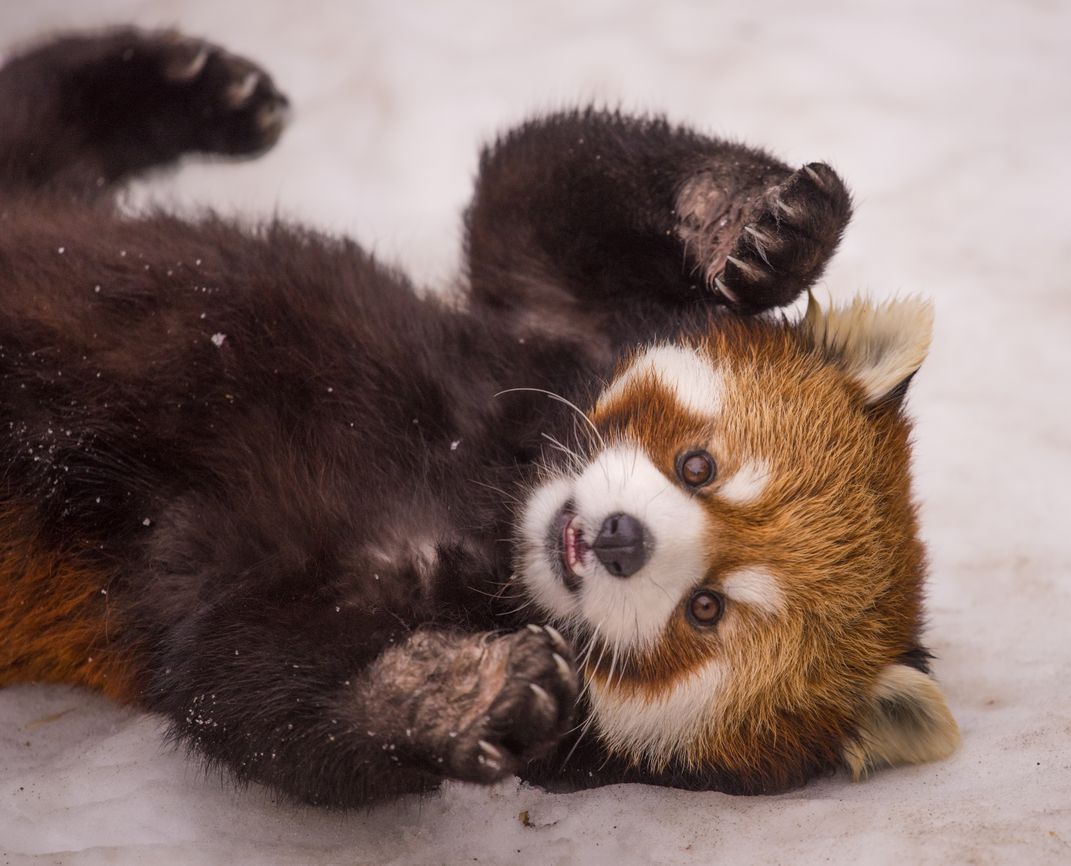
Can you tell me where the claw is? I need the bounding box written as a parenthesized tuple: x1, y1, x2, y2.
(225, 71, 260, 108)
(774, 197, 799, 220)
(743, 224, 772, 245)
(165, 45, 209, 82)
(713, 276, 740, 304)
(743, 225, 774, 267)
(529, 682, 556, 717)
(543, 625, 568, 653)
(803, 164, 825, 187)
(526, 623, 544, 635)
(478, 739, 505, 763)
(552, 652, 574, 683)
(726, 255, 762, 280)
(256, 100, 291, 135)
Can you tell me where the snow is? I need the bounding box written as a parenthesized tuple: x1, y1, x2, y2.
(2, 0, 1071, 863)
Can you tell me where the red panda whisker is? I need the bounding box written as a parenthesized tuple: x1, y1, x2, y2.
(495, 388, 604, 449)
(500, 599, 538, 617)
(484, 581, 530, 603)
(466, 583, 515, 600)
(614, 593, 629, 674)
(560, 626, 607, 767)
(540, 433, 584, 473)
(645, 486, 668, 507)
(605, 642, 619, 691)
(585, 631, 611, 695)
(570, 414, 596, 461)
(577, 631, 610, 707)
(469, 479, 524, 506)
(645, 574, 675, 605)
(577, 656, 595, 690)
(629, 613, 643, 676)
(613, 598, 635, 694)
(560, 705, 600, 769)
(575, 627, 600, 670)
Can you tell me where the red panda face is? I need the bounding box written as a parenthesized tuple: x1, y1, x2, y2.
(517, 296, 958, 792)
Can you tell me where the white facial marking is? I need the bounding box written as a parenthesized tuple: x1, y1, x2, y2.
(718, 459, 770, 506)
(519, 445, 710, 652)
(598, 344, 722, 418)
(518, 476, 580, 620)
(720, 566, 785, 617)
(588, 657, 724, 768)
(574, 446, 709, 650)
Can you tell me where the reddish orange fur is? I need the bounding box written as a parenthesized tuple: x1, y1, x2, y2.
(0, 504, 140, 702)
(585, 316, 929, 789)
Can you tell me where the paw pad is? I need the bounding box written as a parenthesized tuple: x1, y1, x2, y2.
(449, 625, 578, 783)
(713, 162, 852, 312)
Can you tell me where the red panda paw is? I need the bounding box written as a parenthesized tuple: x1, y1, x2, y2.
(447, 624, 578, 784)
(714, 162, 853, 314)
(49, 29, 292, 163)
(145, 31, 291, 157)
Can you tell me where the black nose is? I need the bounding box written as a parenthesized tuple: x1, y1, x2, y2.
(592, 513, 650, 578)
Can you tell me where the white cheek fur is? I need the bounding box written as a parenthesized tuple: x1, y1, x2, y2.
(518, 476, 579, 622)
(588, 656, 725, 769)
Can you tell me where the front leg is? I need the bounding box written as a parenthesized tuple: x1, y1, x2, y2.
(354, 624, 578, 785)
(465, 110, 852, 347)
(147, 604, 578, 806)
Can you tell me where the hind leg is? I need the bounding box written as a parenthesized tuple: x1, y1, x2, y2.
(0, 28, 289, 199)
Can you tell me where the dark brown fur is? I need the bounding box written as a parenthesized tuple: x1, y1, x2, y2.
(0, 28, 862, 806)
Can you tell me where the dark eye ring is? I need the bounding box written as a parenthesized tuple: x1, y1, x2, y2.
(689, 586, 723, 629)
(677, 450, 717, 488)
(687, 589, 724, 627)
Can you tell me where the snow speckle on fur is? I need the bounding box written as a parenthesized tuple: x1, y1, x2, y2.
(1, 0, 1069, 864)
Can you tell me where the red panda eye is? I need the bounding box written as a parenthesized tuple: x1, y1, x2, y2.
(688, 589, 723, 627)
(677, 450, 716, 488)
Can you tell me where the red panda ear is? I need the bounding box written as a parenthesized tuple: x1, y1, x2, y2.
(803, 293, 934, 405)
(842, 663, 960, 780)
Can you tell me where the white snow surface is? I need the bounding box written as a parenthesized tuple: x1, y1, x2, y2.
(2, 0, 1070, 863)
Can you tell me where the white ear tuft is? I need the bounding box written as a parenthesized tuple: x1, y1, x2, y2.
(843, 664, 960, 780)
(804, 293, 934, 404)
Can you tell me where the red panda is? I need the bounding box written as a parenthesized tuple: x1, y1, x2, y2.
(0, 27, 956, 807)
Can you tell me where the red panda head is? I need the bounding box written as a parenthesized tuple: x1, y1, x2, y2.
(518, 295, 958, 792)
